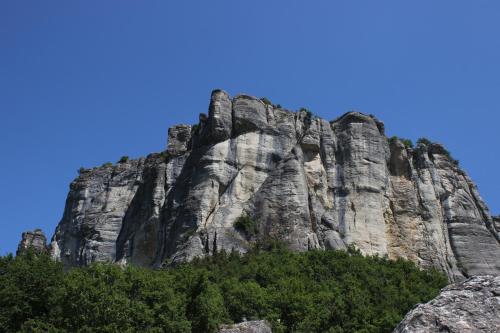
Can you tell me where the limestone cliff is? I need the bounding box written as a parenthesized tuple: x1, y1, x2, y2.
(37, 90, 500, 281)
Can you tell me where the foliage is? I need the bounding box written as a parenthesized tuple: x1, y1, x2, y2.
(0, 248, 447, 333)
(299, 107, 314, 129)
(118, 156, 129, 163)
(260, 97, 272, 106)
(101, 162, 113, 168)
(416, 137, 432, 146)
(388, 136, 414, 148)
(233, 215, 258, 238)
(260, 97, 283, 109)
(157, 151, 171, 164)
(191, 123, 200, 135)
(417, 137, 459, 165)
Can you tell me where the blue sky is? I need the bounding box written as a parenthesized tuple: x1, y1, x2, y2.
(1, 1, 499, 255)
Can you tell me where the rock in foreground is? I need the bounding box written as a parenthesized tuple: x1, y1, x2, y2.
(219, 320, 272, 333)
(393, 275, 500, 333)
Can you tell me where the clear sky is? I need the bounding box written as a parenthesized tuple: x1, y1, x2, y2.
(1, 1, 499, 255)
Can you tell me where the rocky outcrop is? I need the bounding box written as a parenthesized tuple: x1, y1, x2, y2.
(393, 275, 500, 333)
(494, 215, 500, 231)
(17, 229, 48, 255)
(39, 89, 500, 280)
(219, 320, 272, 333)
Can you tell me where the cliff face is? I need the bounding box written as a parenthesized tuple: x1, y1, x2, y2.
(46, 90, 500, 280)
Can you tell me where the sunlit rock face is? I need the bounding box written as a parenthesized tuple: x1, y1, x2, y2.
(17, 229, 48, 255)
(44, 89, 500, 281)
(393, 275, 500, 333)
(219, 320, 272, 333)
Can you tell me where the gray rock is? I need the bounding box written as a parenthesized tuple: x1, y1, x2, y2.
(40, 90, 500, 281)
(233, 94, 268, 135)
(202, 89, 233, 144)
(219, 320, 272, 333)
(494, 215, 500, 231)
(393, 275, 500, 333)
(17, 229, 48, 255)
(167, 124, 192, 156)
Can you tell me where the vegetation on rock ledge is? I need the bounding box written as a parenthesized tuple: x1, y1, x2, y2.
(233, 215, 258, 238)
(417, 137, 459, 165)
(0, 248, 447, 333)
(388, 136, 414, 149)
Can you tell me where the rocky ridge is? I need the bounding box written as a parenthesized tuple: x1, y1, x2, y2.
(393, 275, 500, 333)
(24, 89, 500, 281)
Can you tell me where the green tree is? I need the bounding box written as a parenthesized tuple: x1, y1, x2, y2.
(189, 277, 229, 333)
(0, 251, 63, 333)
(0, 247, 447, 333)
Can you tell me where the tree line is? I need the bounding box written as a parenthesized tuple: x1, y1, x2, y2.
(0, 245, 447, 333)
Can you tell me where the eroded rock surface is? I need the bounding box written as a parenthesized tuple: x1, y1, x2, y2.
(38, 89, 500, 280)
(17, 229, 48, 255)
(219, 320, 272, 333)
(393, 275, 500, 333)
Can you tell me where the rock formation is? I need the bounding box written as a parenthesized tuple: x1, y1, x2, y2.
(219, 320, 272, 333)
(23, 89, 499, 281)
(393, 275, 500, 333)
(17, 229, 48, 255)
(494, 215, 500, 231)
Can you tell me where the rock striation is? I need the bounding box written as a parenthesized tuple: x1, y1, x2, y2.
(393, 275, 500, 333)
(17, 229, 48, 255)
(219, 320, 272, 333)
(23, 89, 500, 281)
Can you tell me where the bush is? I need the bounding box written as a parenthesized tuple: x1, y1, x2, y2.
(192, 123, 200, 135)
(258, 97, 282, 108)
(417, 138, 459, 165)
(388, 136, 413, 148)
(157, 151, 171, 164)
(416, 137, 432, 146)
(233, 215, 258, 237)
(0, 248, 447, 333)
(101, 162, 113, 168)
(118, 156, 129, 163)
(401, 139, 413, 148)
(260, 97, 272, 106)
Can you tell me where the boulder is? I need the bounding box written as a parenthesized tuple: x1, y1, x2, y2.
(219, 320, 272, 333)
(394, 275, 500, 333)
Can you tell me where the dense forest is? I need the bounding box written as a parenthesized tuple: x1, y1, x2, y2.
(0, 246, 447, 333)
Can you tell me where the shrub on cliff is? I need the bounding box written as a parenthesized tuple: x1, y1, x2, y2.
(388, 136, 413, 148)
(417, 137, 459, 165)
(118, 156, 129, 163)
(260, 97, 272, 106)
(233, 215, 258, 237)
(0, 248, 447, 333)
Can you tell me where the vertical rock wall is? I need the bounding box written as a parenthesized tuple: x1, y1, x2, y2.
(44, 90, 500, 280)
